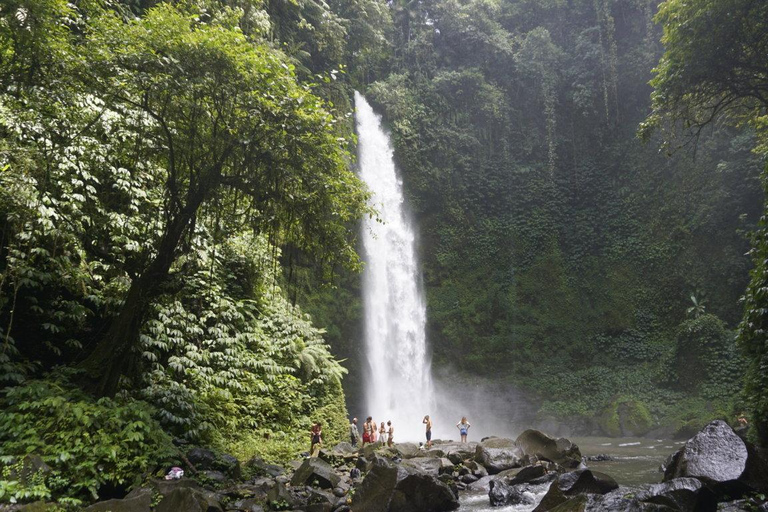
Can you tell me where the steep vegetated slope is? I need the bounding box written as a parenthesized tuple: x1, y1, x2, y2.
(337, 0, 763, 436)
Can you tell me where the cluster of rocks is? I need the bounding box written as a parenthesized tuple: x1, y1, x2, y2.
(501, 420, 768, 512)
(5, 421, 767, 512)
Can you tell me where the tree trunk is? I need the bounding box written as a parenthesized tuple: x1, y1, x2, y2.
(80, 193, 206, 397)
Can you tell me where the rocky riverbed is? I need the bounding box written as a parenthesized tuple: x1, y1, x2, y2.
(6, 421, 766, 511)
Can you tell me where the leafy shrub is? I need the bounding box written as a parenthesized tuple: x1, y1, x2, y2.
(0, 374, 176, 505)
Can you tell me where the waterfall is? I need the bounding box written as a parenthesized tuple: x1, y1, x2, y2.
(355, 91, 436, 441)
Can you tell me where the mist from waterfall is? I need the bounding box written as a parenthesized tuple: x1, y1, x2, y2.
(355, 91, 436, 441)
(354, 92, 536, 442)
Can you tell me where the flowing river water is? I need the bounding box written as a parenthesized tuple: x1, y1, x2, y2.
(459, 436, 682, 510)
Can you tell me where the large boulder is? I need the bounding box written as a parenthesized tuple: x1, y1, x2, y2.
(394, 443, 421, 459)
(516, 430, 581, 467)
(84, 489, 152, 512)
(350, 456, 459, 512)
(635, 477, 717, 512)
(155, 487, 223, 512)
(533, 469, 618, 512)
(663, 420, 748, 484)
(291, 457, 341, 489)
(475, 438, 526, 474)
(245, 456, 284, 477)
(187, 447, 241, 479)
(401, 457, 442, 477)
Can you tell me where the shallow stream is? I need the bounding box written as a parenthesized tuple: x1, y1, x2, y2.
(458, 436, 684, 511)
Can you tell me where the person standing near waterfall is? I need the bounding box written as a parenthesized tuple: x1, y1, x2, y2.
(349, 418, 360, 447)
(423, 415, 433, 449)
(362, 416, 373, 446)
(456, 416, 471, 443)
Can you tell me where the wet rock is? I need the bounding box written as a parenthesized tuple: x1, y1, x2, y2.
(291, 457, 341, 489)
(350, 456, 459, 512)
(509, 465, 548, 484)
(635, 477, 717, 512)
(474, 438, 525, 474)
(461, 474, 478, 484)
(516, 430, 581, 468)
(533, 469, 618, 512)
(663, 421, 748, 484)
(246, 456, 284, 478)
(225, 498, 264, 512)
(489, 479, 535, 507)
(585, 454, 614, 462)
(467, 475, 497, 492)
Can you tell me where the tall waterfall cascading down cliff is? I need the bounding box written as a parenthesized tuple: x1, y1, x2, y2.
(355, 91, 436, 441)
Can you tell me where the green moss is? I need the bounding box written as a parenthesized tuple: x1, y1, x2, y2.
(599, 398, 654, 437)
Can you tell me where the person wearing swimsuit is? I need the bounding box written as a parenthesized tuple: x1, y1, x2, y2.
(456, 416, 471, 443)
(387, 421, 394, 447)
(423, 415, 432, 449)
(362, 416, 373, 446)
(379, 421, 387, 443)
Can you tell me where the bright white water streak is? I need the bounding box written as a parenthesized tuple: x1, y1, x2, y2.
(355, 91, 436, 441)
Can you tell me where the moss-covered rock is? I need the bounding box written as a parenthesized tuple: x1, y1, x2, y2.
(599, 398, 654, 437)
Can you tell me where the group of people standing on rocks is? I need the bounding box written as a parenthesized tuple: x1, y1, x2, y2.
(349, 417, 394, 447)
(347, 415, 472, 449)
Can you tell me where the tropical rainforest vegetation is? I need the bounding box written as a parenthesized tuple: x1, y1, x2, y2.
(1, 0, 767, 506)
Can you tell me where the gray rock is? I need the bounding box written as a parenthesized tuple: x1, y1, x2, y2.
(155, 486, 223, 512)
(533, 469, 619, 512)
(291, 457, 341, 489)
(401, 457, 442, 476)
(489, 479, 535, 507)
(83, 490, 152, 512)
(636, 478, 716, 512)
(333, 442, 356, 454)
(516, 430, 581, 468)
(246, 456, 284, 477)
(394, 443, 421, 459)
(349, 456, 459, 512)
(188, 447, 218, 468)
(664, 420, 748, 484)
(474, 438, 525, 474)
(200, 470, 228, 483)
(467, 475, 497, 492)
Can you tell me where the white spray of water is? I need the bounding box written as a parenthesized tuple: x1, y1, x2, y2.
(355, 91, 436, 441)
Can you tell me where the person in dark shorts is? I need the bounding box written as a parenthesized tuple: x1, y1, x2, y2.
(423, 415, 432, 449)
(349, 417, 360, 447)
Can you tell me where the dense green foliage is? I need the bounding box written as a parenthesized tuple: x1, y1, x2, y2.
(314, 0, 764, 432)
(0, 0, 387, 505)
(643, 0, 768, 444)
(0, 374, 176, 506)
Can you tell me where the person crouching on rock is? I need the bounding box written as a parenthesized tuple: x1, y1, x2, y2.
(362, 416, 373, 447)
(456, 416, 471, 443)
(310, 422, 322, 456)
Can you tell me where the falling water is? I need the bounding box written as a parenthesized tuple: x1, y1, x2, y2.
(355, 91, 435, 441)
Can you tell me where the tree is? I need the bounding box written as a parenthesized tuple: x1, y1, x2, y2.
(2, 2, 369, 396)
(642, 0, 768, 444)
